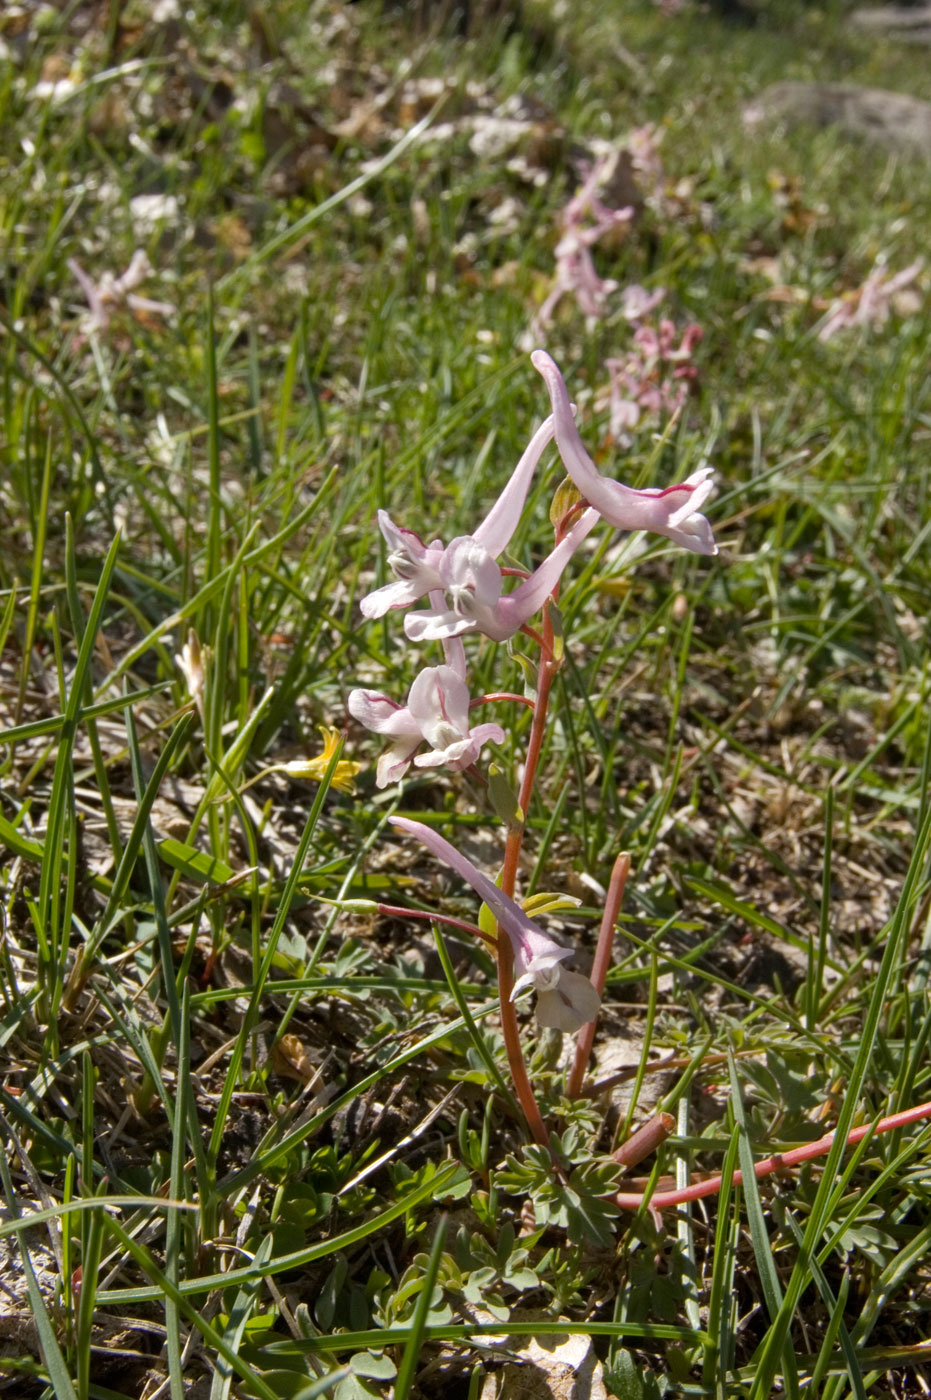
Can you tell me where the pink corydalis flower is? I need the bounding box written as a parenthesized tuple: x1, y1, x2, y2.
(635, 319, 703, 369)
(359, 516, 446, 620)
(620, 283, 667, 322)
(602, 318, 702, 441)
(534, 157, 634, 333)
(818, 260, 923, 342)
(404, 507, 600, 644)
(532, 350, 717, 557)
(348, 662, 505, 788)
(391, 816, 600, 1032)
(360, 413, 556, 621)
(69, 250, 175, 334)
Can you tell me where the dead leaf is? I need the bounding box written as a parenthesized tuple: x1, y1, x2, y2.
(212, 213, 253, 260)
(273, 1033, 317, 1084)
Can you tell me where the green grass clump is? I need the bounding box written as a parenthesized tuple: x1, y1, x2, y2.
(1, 0, 931, 1395)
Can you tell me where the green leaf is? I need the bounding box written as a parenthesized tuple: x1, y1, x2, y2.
(606, 1350, 647, 1400)
(550, 476, 582, 528)
(349, 1352, 397, 1381)
(157, 838, 237, 885)
(523, 891, 582, 918)
(488, 765, 524, 831)
(0, 812, 43, 861)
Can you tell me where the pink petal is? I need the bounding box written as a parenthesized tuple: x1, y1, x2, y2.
(473, 415, 556, 558)
(390, 817, 572, 971)
(534, 971, 601, 1032)
(531, 350, 717, 556)
(408, 665, 471, 741)
(348, 689, 420, 738)
(376, 739, 420, 788)
(467, 721, 506, 749)
(404, 609, 472, 643)
(495, 507, 600, 638)
(360, 577, 429, 619)
(442, 537, 503, 609)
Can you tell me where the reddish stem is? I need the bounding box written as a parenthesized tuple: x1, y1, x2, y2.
(614, 1099, 931, 1211)
(496, 594, 566, 1150)
(518, 624, 549, 655)
(493, 512, 578, 1151)
(614, 1112, 675, 1170)
(567, 851, 630, 1098)
(470, 693, 536, 710)
(375, 903, 493, 945)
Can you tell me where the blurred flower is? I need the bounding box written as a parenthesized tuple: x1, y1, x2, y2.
(69, 249, 175, 335)
(602, 318, 703, 441)
(620, 283, 666, 321)
(818, 260, 923, 341)
(532, 350, 717, 556)
(391, 816, 600, 1032)
(533, 156, 633, 333)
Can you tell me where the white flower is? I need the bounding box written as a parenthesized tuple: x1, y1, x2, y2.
(391, 817, 600, 1032)
(349, 664, 504, 788)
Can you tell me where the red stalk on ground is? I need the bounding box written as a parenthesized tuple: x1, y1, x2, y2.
(614, 1111, 676, 1170)
(614, 1099, 931, 1211)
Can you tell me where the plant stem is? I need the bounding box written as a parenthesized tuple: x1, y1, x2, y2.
(567, 850, 630, 1097)
(471, 693, 536, 710)
(614, 1111, 675, 1170)
(614, 1099, 931, 1211)
(375, 903, 489, 942)
(496, 596, 562, 1149)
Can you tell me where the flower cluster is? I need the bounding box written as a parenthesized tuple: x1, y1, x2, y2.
(349, 351, 716, 788)
(532, 156, 634, 334)
(601, 316, 703, 444)
(349, 352, 717, 1036)
(531, 149, 704, 446)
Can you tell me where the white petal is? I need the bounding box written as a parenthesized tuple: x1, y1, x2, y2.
(360, 578, 425, 619)
(534, 970, 601, 1032)
(408, 665, 471, 742)
(376, 739, 420, 788)
(348, 689, 420, 738)
(404, 610, 473, 642)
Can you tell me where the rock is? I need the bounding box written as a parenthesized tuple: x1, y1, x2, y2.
(743, 82, 931, 157)
(480, 1331, 608, 1400)
(851, 5, 931, 43)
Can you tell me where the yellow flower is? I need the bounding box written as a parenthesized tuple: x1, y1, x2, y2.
(278, 726, 363, 794)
